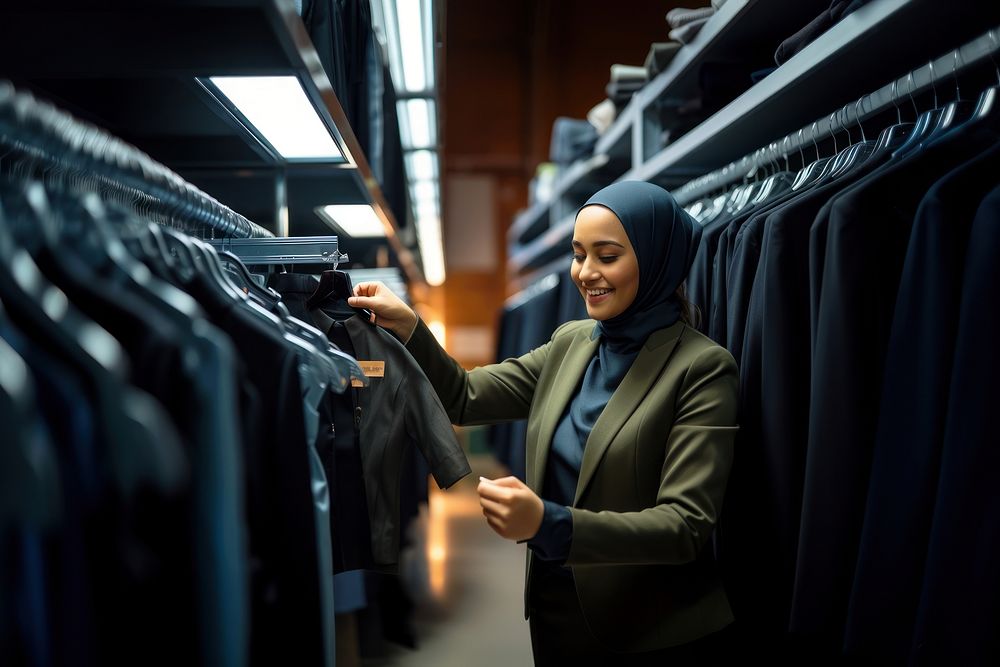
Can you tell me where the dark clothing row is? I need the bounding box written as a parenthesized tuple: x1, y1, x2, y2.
(301, 0, 408, 229)
(685, 97, 1000, 664)
(0, 178, 470, 667)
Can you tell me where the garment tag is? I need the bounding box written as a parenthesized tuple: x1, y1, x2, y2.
(351, 360, 385, 387)
(359, 360, 385, 378)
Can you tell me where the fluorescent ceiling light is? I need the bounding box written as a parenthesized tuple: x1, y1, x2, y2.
(415, 198, 439, 220)
(411, 179, 438, 204)
(397, 99, 436, 149)
(405, 150, 439, 181)
(315, 204, 386, 238)
(209, 76, 344, 160)
(397, 0, 427, 91)
(416, 214, 446, 286)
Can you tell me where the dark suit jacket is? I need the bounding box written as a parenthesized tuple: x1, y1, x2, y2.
(406, 316, 739, 651)
(340, 315, 471, 565)
(909, 184, 1000, 666)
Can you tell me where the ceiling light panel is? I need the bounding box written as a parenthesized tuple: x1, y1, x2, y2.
(208, 76, 344, 161)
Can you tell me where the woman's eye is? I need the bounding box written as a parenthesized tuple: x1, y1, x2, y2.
(599, 256, 618, 264)
(572, 253, 585, 262)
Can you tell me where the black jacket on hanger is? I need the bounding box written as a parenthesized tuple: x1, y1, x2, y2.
(908, 184, 1000, 666)
(270, 273, 472, 566)
(791, 118, 1000, 648)
(844, 143, 1000, 661)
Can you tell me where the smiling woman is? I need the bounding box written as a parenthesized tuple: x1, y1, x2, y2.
(349, 180, 739, 665)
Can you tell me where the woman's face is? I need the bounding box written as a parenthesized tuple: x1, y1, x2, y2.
(570, 205, 639, 321)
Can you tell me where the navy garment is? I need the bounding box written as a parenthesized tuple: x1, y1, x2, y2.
(909, 185, 1000, 666)
(723, 146, 896, 657)
(509, 285, 562, 480)
(687, 212, 731, 335)
(556, 270, 588, 324)
(845, 144, 1000, 661)
(185, 283, 325, 667)
(790, 119, 1000, 648)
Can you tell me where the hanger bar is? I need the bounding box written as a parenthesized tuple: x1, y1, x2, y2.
(206, 236, 345, 265)
(0, 81, 273, 239)
(673, 24, 1000, 206)
(504, 270, 560, 310)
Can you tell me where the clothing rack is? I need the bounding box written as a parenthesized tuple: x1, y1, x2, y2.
(0, 81, 273, 239)
(207, 237, 346, 265)
(504, 271, 560, 311)
(672, 26, 1000, 206)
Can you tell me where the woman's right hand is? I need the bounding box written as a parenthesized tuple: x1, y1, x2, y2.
(348, 281, 419, 342)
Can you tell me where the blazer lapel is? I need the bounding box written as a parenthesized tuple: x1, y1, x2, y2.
(529, 327, 599, 491)
(573, 321, 686, 505)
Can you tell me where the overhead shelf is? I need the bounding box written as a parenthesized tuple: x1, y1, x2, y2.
(507, 0, 1000, 277)
(633, 0, 1000, 185)
(507, 0, 829, 253)
(0, 0, 424, 285)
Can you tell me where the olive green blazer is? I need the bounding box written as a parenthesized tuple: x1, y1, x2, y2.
(405, 316, 739, 651)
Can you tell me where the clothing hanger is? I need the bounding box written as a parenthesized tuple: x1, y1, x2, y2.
(827, 99, 877, 176)
(791, 123, 833, 191)
(0, 177, 183, 498)
(869, 78, 916, 158)
(916, 56, 977, 148)
(893, 70, 944, 159)
(0, 307, 61, 529)
(946, 30, 1000, 134)
(749, 141, 795, 206)
(306, 268, 374, 321)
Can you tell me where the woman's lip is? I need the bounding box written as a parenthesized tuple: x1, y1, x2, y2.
(585, 289, 614, 304)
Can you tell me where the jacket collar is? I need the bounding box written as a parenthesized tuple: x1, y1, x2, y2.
(527, 320, 687, 499)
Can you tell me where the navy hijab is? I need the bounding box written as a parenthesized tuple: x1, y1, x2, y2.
(546, 182, 701, 503)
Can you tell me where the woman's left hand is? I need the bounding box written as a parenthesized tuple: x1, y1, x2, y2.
(477, 476, 545, 542)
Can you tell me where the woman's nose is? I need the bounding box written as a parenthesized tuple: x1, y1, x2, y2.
(579, 258, 601, 283)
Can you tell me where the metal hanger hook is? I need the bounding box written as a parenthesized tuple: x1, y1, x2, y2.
(811, 121, 821, 160)
(854, 95, 867, 142)
(840, 103, 854, 146)
(952, 47, 962, 101)
(891, 78, 902, 124)
(928, 59, 938, 108)
(990, 29, 1000, 86)
(829, 111, 839, 153)
(906, 71, 919, 117)
(797, 128, 806, 167)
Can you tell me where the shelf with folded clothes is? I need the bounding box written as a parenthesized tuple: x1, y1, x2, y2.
(507, 213, 577, 275)
(508, 154, 616, 247)
(0, 0, 424, 285)
(631, 0, 1000, 187)
(505, 0, 835, 278)
(507, 200, 553, 247)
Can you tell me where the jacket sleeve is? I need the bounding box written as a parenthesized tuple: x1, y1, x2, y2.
(404, 317, 559, 426)
(565, 344, 738, 566)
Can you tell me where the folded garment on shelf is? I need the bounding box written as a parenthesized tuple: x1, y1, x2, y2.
(610, 63, 649, 83)
(774, 0, 869, 65)
(549, 117, 598, 165)
(645, 41, 682, 77)
(587, 98, 617, 135)
(669, 16, 711, 45)
(666, 5, 715, 29)
(606, 80, 646, 108)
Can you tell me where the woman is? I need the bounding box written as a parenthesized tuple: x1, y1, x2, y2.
(348, 181, 738, 665)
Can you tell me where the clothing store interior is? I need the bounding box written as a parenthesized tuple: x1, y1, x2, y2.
(1, 0, 999, 665)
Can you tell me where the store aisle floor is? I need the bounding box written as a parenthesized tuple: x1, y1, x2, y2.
(367, 454, 535, 667)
